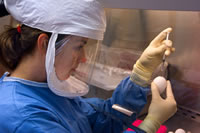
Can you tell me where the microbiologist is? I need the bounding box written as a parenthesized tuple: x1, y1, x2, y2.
(0, 0, 177, 133)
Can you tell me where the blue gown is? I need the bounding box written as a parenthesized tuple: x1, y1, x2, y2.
(0, 72, 150, 133)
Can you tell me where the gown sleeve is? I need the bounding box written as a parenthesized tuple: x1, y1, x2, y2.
(80, 76, 150, 133)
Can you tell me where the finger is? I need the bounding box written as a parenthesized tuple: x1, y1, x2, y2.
(151, 27, 172, 45)
(165, 48, 175, 56)
(154, 44, 167, 55)
(171, 48, 176, 52)
(163, 40, 174, 55)
(151, 82, 161, 100)
(166, 81, 175, 99)
(165, 50, 171, 56)
(155, 44, 174, 57)
(163, 40, 173, 56)
(163, 40, 173, 47)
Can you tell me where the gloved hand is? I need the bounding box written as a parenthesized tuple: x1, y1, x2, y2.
(131, 28, 175, 86)
(138, 81, 177, 133)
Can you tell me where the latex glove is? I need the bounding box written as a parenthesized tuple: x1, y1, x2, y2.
(131, 28, 175, 86)
(138, 81, 177, 133)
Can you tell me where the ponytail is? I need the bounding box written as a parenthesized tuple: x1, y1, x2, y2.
(0, 25, 51, 70)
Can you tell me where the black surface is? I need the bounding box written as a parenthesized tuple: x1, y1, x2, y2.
(164, 113, 200, 133)
(0, 0, 9, 17)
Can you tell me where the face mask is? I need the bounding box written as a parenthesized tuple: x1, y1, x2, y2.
(48, 66, 89, 98)
(45, 33, 99, 98)
(46, 33, 90, 98)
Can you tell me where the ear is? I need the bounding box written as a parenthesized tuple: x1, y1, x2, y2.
(37, 33, 49, 56)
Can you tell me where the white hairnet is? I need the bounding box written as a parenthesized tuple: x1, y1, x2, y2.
(4, 0, 106, 40)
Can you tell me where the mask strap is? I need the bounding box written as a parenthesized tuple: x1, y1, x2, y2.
(45, 33, 58, 76)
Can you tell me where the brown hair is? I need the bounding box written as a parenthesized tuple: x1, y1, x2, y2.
(0, 25, 51, 70)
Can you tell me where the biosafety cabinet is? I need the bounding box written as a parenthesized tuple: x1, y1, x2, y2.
(86, 0, 200, 132)
(1, 0, 200, 132)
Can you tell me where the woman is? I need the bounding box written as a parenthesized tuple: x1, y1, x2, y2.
(0, 0, 176, 132)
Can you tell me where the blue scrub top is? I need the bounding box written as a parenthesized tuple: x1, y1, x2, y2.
(0, 72, 150, 133)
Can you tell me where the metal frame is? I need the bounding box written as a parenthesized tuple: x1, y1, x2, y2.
(102, 0, 200, 11)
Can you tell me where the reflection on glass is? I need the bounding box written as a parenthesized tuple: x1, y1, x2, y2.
(95, 8, 200, 112)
